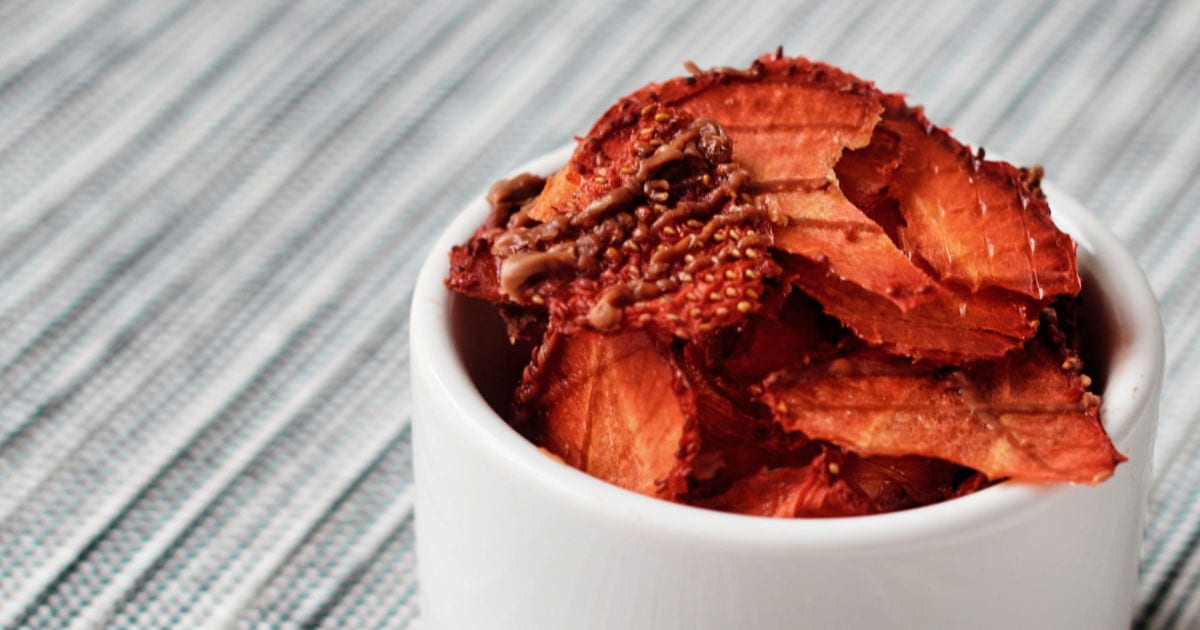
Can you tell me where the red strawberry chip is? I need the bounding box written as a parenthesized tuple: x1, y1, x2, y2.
(877, 95, 1079, 299)
(519, 329, 700, 499)
(695, 452, 874, 518)
(784, 254, 1041, 362)
(762, 311, 1123, 484)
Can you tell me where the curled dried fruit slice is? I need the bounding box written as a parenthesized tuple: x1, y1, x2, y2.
(715, 289, 845, 385)
(761, 310, 1124, 483)
(836, 452, 972, 514)
(695, 453, 874, 518)
(784, 254, 1040, 362)
(519, 329, 699, 499)
(877, 95, 1079, 298)
(833, 125, 904, 230)
(679, 340, 816, 498)
(621, 55, 1080, 360)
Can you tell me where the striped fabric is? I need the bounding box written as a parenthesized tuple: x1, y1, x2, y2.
(0, 0, 1196, 627)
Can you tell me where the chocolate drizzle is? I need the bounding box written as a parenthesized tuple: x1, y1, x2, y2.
(498, 247, 576, 298)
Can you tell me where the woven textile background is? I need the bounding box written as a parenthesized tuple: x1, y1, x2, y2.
(0, 1, 1197, 628)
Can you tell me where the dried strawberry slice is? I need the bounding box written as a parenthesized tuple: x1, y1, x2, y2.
(448, 233, 505, 303)
(693, 452, 875, 518)
(878, 95, 1079, 298)
(678, 339, 814, 496)
(716, 289, 845, 384)
(836, 452, 970, 513)
(461, 105, 777, 341)
(761, 309, 1124, 483)
(833, 125, 906, 243)
(519, 329, 700, 499)
(784, 254, 1040, 362)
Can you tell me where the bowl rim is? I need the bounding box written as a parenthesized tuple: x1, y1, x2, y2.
(409, 144, 1165, 552)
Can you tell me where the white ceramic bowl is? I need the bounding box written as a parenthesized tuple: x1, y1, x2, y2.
(410, 146, 1164, 630)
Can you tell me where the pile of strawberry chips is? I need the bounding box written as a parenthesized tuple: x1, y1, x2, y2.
(446, 52, 1124, 517)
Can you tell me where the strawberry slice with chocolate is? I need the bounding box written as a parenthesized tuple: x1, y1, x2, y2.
(452, 105, 778, 341)
(518, 329, 700, 499)
(761, 309, 1124, 484)
(447, 174, 548, 304)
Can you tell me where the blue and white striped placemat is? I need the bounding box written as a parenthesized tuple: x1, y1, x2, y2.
(0, 1, 1197, 627)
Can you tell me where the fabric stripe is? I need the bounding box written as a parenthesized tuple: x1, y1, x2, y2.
(236, 430, 416, 627)
(0, 0, 131, 90)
